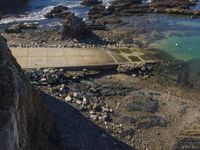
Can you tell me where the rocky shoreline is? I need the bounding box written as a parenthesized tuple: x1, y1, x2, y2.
(23, 63, 200, 150)
(1, 0, 200, 49)
(1, 1, 200, 149)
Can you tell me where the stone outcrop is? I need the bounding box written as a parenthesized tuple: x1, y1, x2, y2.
(0, 36, 59, 150)
(44, 5, 69, 18)
(81, 0, 102, 6)
(62, 13, 92, 39)
(88, 0, 200, 18)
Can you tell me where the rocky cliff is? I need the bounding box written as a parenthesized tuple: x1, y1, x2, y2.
(0, 36, 58, 150)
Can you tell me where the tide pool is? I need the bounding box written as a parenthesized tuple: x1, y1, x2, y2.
(149, 33, 200, 61)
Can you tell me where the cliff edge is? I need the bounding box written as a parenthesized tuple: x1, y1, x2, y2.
(0, 36, 58, 150)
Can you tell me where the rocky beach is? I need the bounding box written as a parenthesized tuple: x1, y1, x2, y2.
(0, 0, 200, 150)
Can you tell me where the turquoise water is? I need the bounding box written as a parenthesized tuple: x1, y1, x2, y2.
(149, 33, 200, 61)
(148, 15, 200, 61)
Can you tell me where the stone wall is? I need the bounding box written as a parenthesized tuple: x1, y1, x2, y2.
(0, 36, 59, 150)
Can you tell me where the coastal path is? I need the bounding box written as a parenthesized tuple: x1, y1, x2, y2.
(10, 48, 157, 69)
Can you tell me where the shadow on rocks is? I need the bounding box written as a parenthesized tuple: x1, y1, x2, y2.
(41, 91, 134, 150)
(61, 13, 109, 46)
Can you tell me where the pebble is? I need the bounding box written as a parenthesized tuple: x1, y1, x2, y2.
(107, 75, 112, 79)
(65, 95, 72, 102)
(90, 114, 98, 120)
(132, 74, 137, 78)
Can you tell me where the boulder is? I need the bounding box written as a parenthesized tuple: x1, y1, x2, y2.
(17, 22, 38, 30)
(126, 92, 159, 113)
(136, 116, 168, 129)
(62, 13, 92, 39)
(88, 5, 111, 20)
(0, 36, 59, 150)
(44, 5, 69, 18)
(81, 0, 102, 6)
(5, 25, 21, 34)
(5, 22, 38, 34)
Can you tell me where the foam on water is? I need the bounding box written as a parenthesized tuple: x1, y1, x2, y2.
(0, 0, 114, 23)
(0, 0, 85, 24)
(0, 6, 55, 24)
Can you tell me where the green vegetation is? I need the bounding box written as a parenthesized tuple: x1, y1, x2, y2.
(114, 54, 129, 63)
(132, 47, 143, 52)
(128, 56, 141, 62)
(117, 48, 133, 54)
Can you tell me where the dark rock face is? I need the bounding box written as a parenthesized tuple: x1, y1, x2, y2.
(81, 0, 102, 6)
(126, 92, 159, 113)
(0, 36, 59, 150)
(5, 22, 38, 34)
(44, 5, 69, 18)
(62, 13, 92, 39)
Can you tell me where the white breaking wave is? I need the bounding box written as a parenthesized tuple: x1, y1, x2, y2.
(0, 2, 84, 25)
(102, 0, 115, 7)
(0, 6, 55, 24)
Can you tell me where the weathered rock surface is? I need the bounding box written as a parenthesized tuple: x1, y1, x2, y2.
(62, 13, 92, 39)
(5, 22, 38, 34)
(88, 0, 200, 18)
(0, 36, 58, 150)
(81, 0, 102, 6)
(44, 5, 69, 18)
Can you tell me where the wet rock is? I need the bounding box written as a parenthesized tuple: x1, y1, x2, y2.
(81, 0, 102, 6)
(17, 22, 38, 30)
(44, 5, 69, 18)
(88, 5, 111, 20)
(105, 17, 123, 24)
(5, 25, 21, 33)
(121, 116, 137, 124)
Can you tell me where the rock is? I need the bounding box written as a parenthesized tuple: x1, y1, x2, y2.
(88, 5, 111, 19)
(136, 116, 168, 129)
(5, 25, 21, 33)
(44, 5, 69, 18)
(17, 22, 38, 30)
(0, 36, 58, 149)
(132, 74, 137, 78)
(126, 92, 159, 113)
(90, 114, 98, 120)
(61, 13, 92, 39)
(81, 0, 102, 6)
(105, 17, 123, 24)
(121, 116, 137, 124)
(65, 95, 72, 102)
